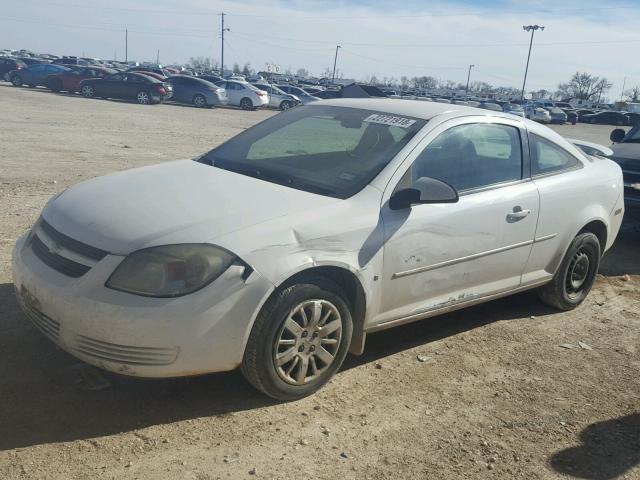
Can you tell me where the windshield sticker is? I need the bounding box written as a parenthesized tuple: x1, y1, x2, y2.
(364, 114, 416, 128)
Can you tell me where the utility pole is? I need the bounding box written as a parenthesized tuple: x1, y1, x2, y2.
(125, 29, 128, 63)
(156, 49, 160, 65)
(521, 25, 544, 101)
(465, 64, 475, 96)
(332, 45, 341, 84)
(220, 12, 230, 76)
(620, 76, 627, 102)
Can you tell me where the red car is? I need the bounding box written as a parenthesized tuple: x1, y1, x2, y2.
(45, 66, 116, 93)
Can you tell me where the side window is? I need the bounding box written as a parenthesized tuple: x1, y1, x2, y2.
(127, 75, 144, 83)
(109, 74, 124, 81)
(530, 134, 581, 175)
(412, 123, 522, 192)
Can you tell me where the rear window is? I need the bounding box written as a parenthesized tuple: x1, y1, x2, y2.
(201, 105, 426, 198)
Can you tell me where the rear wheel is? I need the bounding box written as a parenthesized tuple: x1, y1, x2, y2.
(240, 97, 253, 110)
(537, 232, 601, 311)
(81, 84, 95, 98)
(11, 75, 22, 87)
(241, 277, 353, 401)
(136, 90, 151, 105)
(192, 94, 207, 108)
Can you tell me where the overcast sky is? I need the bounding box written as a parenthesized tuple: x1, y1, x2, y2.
(2, 0, 639, 96)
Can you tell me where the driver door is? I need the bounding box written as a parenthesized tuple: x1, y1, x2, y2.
(375, 119, 539, 326)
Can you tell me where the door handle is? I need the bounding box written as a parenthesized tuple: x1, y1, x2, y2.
(507, 206, 531, 222)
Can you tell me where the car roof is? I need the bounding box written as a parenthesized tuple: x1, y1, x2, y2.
(310, 98, 481, 120)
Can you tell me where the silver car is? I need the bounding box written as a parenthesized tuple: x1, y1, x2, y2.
(215, 80, 269, 110)
(276, 85, 320, 105)
(251, 83, 300, 110)
(13, 100, 623, 401)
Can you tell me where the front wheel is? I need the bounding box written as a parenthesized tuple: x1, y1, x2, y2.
(537, 232, 601, 311)
(279, 100, 292, 111)
(240, 97, 253, 110)
(241, 278, 353, 401)
(11, 75, 22, 87)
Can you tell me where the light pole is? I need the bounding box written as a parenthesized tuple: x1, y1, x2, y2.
(465, 64, 475, 96)
(332, 45, 341, 84)
(220, 12, 230, 76)
(521, 25, 545, 101)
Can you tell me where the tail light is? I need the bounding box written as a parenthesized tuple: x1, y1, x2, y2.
(157, 86, 166, 94)
(256, 91, 266, 96)
(16, 64, 23, 70)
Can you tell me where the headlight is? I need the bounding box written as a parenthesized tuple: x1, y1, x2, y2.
(106, 244, 236, 297)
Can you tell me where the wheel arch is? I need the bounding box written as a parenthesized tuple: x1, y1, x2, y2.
(579, 219, 607, 256)
(247, 264, 368, 357)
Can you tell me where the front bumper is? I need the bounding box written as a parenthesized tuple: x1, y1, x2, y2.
(12, 232, 273, 377)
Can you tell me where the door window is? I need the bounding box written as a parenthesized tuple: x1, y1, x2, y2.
(411, 123, 523, 192)
(529, 134, 581, 175)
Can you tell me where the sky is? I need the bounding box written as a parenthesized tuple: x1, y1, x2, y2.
(2, 0, 639, 97)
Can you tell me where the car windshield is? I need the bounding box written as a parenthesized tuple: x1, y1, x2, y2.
(200, 105, 427, 199)
(505, 104, 523, 111)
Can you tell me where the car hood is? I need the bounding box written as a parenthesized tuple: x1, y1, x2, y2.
(611, 143, 640, 162)
(42, 160, 339, 254)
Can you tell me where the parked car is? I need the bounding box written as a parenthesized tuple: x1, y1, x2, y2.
(626, 112, 640, 126)
(576, 109, 596, 121)
(479, 102, 502, 112)
(546, 107, 568, 124)
(165, 75, 227, 107)
(251, 83, 299, 110)
(9, 63, 69, 88)
(581, 111, 629, 126)
(303, 87, 325, 95)
(127, 66, 171, 77)
(276, 85, 320, 104)
(198, 74, 223, 84)
(0, 57, 26, 80)
(135, 71, 173, 100)
(12, 100, 623, 401)
(610, 126, 640, 208)
(16, 56, 48, 66)
(53, 56, 89, 66)
(45, 66, 115, 93)
(524, 104, 551, 123)
(502, 103, 525, 117)
(215, 80, 269, 110)
(561, 109, 578, 125)
(79, 72, 169, 105)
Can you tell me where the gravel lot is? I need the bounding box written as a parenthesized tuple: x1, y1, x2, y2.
(1, 84, 639, 480)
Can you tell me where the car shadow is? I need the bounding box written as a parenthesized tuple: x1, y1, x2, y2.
(548, 413, 640, 479)
(0, 279, 554, 452)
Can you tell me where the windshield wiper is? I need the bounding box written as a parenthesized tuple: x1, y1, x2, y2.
(213, 162, 337, 197)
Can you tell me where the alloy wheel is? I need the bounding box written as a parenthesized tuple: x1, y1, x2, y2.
(193, 95, 206, 107)
(81, 85, 94, 97)
(137, 91, 150, 104)
(273, 299, 342, 386)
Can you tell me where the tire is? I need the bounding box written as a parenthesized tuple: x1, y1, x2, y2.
(537, 232, 601, 311)
(241, 277, 353, 401)
(279, 100, 292, 111)
(11, 75, 22, 87)
(136, 90, 151, 105)
(192, 94, 207, 108)
(81, 84, 95, 98)
(240, 97, 253, 110)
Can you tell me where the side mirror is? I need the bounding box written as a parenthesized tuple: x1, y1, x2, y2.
(610, 128, 625, 143)
(389, 177, 459, 210)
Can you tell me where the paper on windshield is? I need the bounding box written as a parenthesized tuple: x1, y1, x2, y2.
(363, 114, 416, 128)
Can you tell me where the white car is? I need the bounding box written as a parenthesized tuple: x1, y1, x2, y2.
(13, 100, 624, 400)
(525, 104, 552, 123)
(215, 80, 269, 110)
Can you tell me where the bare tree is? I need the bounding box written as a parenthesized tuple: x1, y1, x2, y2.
(241, 62, 252, 77)
(232, 62, 241, 74)
(624, 85, 640, 102)
(189, 56, 211, 70)
(556, 72, 612, 101)
(296, 68, 309, 78)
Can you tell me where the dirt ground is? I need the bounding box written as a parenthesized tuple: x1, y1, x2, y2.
(1, 84, 639, 480)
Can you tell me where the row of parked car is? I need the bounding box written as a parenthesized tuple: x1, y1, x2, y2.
(0, 58, 328, 111)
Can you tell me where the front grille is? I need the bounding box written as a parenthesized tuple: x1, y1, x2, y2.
(40, 219, 107, 261)
(72, 335, 179, 366)
(31, 234, 91, 278)
(22, 301, 61, 342)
